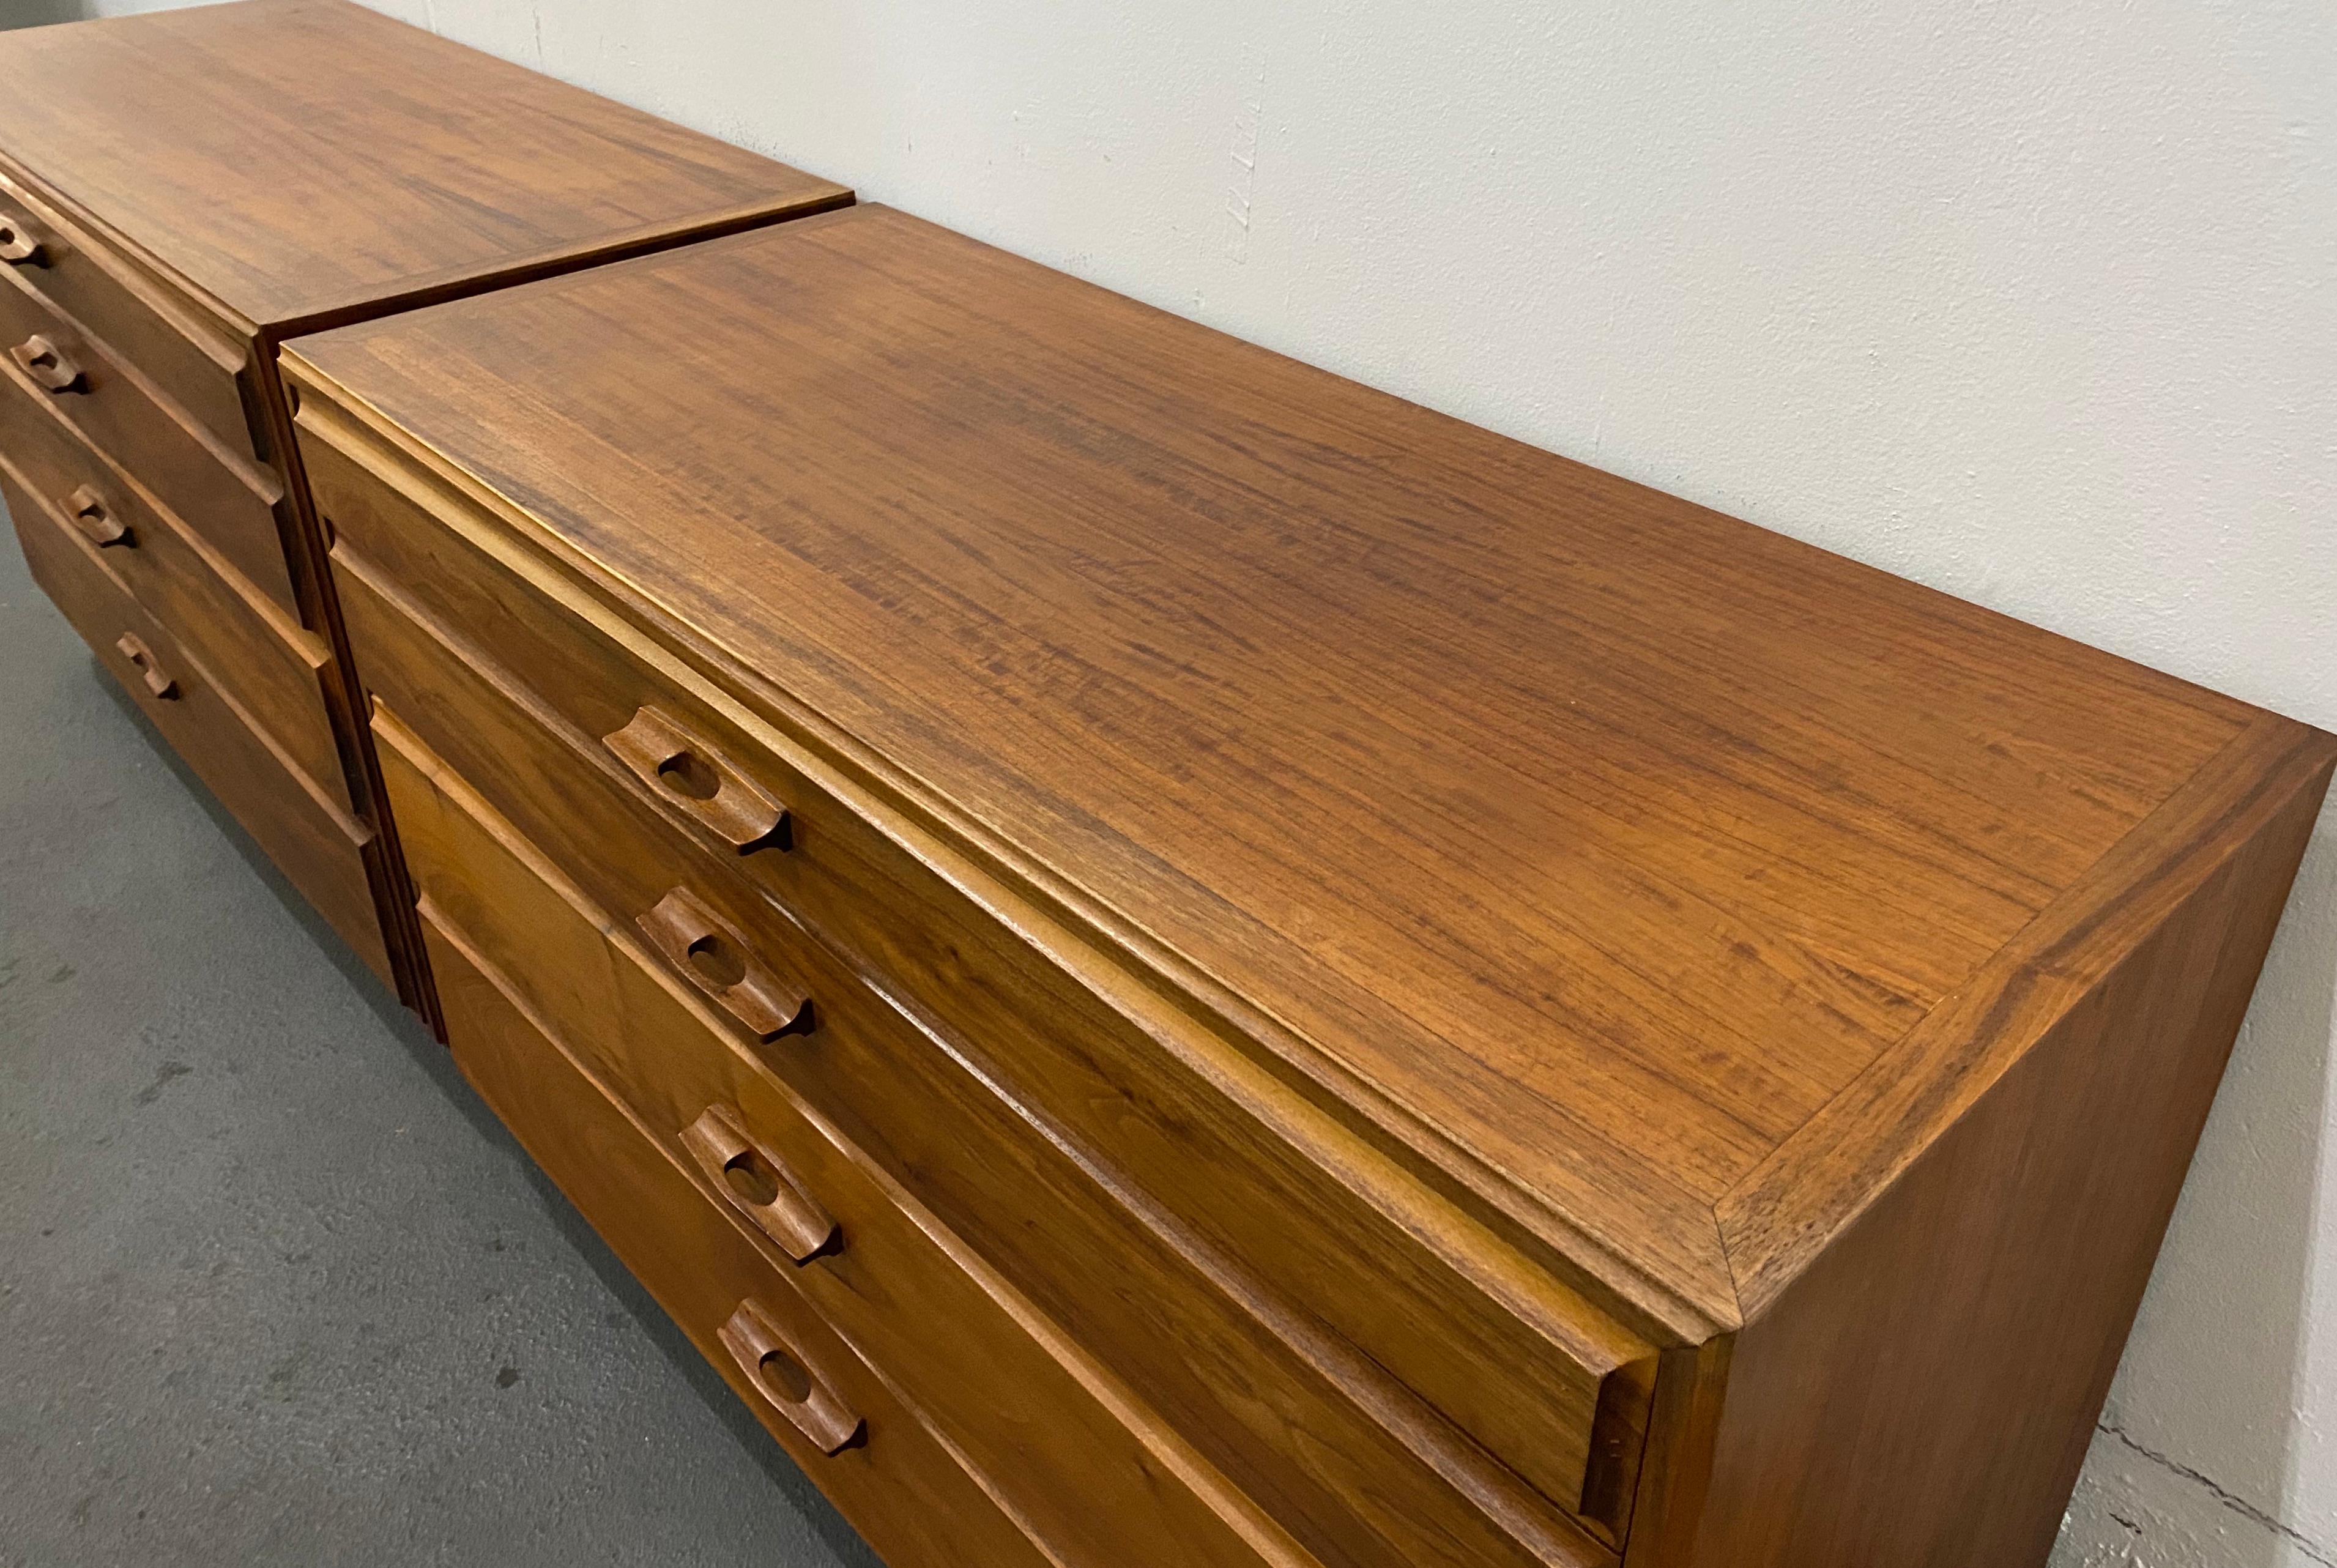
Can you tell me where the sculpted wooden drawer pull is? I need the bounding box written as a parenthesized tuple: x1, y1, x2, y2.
(65, 484, 128, 548)
(638, 886, 812, 1042)
(0, 210, 48, 266)
(716, 1299, 864, 1455)
(603, 705, 787, 853)
(114, 633, 176, 699)
(682, 1104, 840, 1264)
(10, 333, 84, 393)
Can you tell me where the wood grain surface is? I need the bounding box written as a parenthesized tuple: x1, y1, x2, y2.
(327, 505, 1629, 1566)
(0, 0, 849, 335)
(419, 904, 1063, 1568)
(5, 450, 387, 984)
(286, 203, 2317, 1334)
(0, 354, 346, 808)
(1674, 716, 2332, 1566)
(376, 702, 1322, 1568)
(0, 167, 251, 457)
(0, 256, 289, 601)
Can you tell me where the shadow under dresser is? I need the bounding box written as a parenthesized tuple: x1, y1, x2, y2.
(0, 0, 847, 1002)
(278, 203, 2336, 1567)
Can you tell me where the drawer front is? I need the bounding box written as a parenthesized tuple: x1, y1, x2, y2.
(0, 362, 348, 810)
(419, 902, 1060, 1568)
(0, 263, 292, 615)
(305, 409, 1657, 1548)
(377, 704, 1308, 1568)
(6, 456, 387, 985)
(340, 542, 1614, 1568)
(0, 173, 254, 461)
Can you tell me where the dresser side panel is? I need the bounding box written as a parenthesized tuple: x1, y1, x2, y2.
(1678, 733, 2330, 1567)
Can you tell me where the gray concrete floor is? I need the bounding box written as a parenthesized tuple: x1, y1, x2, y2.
(0, 513, 881, 1566)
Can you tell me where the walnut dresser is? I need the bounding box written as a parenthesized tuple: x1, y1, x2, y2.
(0, 0, 847, 1004)
(278, 203, 2334, 1568)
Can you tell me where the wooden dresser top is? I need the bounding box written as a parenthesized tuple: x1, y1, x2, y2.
(0, 0, 848, 335)
(287, 204, 2333, 1329)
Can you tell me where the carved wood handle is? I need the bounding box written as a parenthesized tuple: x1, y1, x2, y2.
(65, 484, 128, 548)
(716, 1299, 864, 1455)
(603, 705, 787, 853)
(637, 886, 811, 1042)
(682, 1104, 840, 1264)
(114, 633, 176, 699)
(11, 333, 84, 393)
(0, 209, 48, 265)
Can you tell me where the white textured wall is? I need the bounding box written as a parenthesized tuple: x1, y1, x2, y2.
(115, 0, 2337, 1558)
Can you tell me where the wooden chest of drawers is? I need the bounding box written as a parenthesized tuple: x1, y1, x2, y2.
(283, 204, 2333, 1566)
(0, 0, 847, 1000)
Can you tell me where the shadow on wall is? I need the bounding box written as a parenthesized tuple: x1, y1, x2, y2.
(2056, 799, 2337, 1568)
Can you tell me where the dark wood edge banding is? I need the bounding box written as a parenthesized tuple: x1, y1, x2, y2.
(260, 189, 855, 344)
(252, 335, 441, 1027)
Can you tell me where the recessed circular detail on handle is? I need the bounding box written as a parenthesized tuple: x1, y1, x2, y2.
(65, 484, 129, 548)
(10, 333, 84, 393)
(681, 1105, 841, 1265)
(0, 215, 47, 266)
(715, 1298, 864, 1456)
(756, 1346, 814, 1405)
(723, 1148, 783, 1209)
(114, 633, 177, 700)
(637, 887, 812, 1043)
(685, 930, 749, 990)
(603, 706, 789, 853)
(656, 749, 722, 801)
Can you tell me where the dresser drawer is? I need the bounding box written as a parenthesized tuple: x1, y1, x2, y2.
(377, 703, 1309, 1568)
(0, 362, 348, 809)
(0, 171, 253, 461)
(0, 262, 292, 615)
(305, 407, 1657, 1551)
(418, 899, 1061, 1568)
(5, 454, 386, 985)
(336, 539, 1621, 1568)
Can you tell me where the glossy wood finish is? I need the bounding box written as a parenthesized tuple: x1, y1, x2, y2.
(0, 253, 291, 610)
(1676, 716, 2331, 1566)
(0, 0, 852, 1012)
(307, 408, 1651, 1554)
(290, 199, 2333, 1566)
(379, 703, 1320, 1568)
(419, 907, 1061, 1568)
(0, 357, 345, 806)
(286, 203, 2291, 1326)
(4, 451, 386, 984)
(332, 513, 1622, 1568)
(0, 0, 850, 336)
(0, 168, 251, 458)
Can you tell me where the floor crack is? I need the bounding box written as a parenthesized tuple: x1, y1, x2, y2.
(2099, 1421, 2337, 1568)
